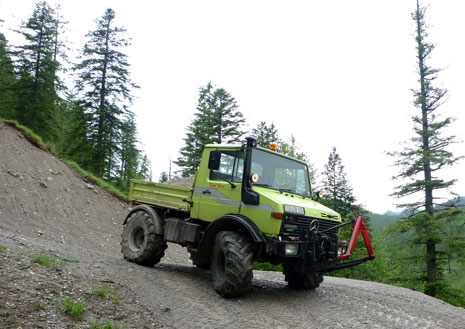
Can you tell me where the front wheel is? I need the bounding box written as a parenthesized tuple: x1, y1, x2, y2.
(121, 211, 167, 266)
(283, 264, 324, 290)
(211, 231, 253, 297)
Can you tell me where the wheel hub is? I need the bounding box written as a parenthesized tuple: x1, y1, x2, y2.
(130, 227, 145, 251)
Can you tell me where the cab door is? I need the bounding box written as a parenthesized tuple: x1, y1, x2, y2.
(196, 149, 244, 222)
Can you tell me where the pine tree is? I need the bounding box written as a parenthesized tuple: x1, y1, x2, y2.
(74, 8, 138, 178)
(390, 1, 464, 298)
(118, 113, 143, 190)
(176, 82, 245, 176)
(13, 1, 66, 142)
(159, 171, 168, 183)
(0, 33, 16, 119)
(320, 147, 356, 217)
(251, 121, 317, 183)
(137, 154, 151, 181)
(252, 121, 280, 147)
(61, 99, 93, 167)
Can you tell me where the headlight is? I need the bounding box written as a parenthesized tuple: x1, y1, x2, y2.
(285, 243, 299, 256)
(338, 241, 348, 256)
(284, 204, 305, 216)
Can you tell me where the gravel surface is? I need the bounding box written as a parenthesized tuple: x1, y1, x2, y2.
(1, 121, 465, 329)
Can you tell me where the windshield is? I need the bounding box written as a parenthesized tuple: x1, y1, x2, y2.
(251, 148, 311, 197)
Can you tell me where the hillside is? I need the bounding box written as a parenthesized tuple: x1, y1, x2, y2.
(1, 121, 465, 329)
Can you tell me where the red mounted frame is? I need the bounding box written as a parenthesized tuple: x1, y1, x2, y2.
(338, 214, 375, 262)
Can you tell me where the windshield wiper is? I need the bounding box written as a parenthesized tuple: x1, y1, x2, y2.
(278, 188, 307, 199)
(254, 184, 308, 199)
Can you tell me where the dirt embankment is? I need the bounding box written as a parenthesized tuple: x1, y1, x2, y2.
(1, 121, 465, 329)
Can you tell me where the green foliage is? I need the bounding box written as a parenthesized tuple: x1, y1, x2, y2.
(253, 262, 283, 272)
(32, 252, 55, 266)
(388, 1, 463, 298)
(1, 118, 55, 153)
(74, 8, 139, 179)
(159, 171, 169, 183)
(60, 256, 80, 263)
(93, 287, 108, 298)
(251, 121, 317, 183)
(65, 160, 127, 200)
(12, 1, 67, 144)
(252, 121, 280, 147)
(0, 244, 5, 253)
(176, 82, 245, 176)
(63, 297, 86, 318)
(35, 300, 47, 311)
(0, 33, 16, 119)
(320, 147, 358, 217)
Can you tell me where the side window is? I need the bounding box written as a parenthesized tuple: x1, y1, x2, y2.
(209, 151, 244, 183)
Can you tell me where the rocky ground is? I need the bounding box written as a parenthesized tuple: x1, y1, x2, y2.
(1, 121, 465, 329)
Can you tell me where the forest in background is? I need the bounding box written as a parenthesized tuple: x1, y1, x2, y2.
(1, 1, 464, 308)
(0, 2, 151, 194)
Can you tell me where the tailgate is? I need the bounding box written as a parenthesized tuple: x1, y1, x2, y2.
(129, 180, 192, 212)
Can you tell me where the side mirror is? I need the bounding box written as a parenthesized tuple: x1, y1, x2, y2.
(208, 150, 221, 170)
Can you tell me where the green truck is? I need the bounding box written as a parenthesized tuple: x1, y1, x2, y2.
(121, 137, 374, 297)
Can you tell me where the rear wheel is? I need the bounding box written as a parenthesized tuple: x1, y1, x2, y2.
(283, 264, 324, 290)
(211, 231, 253, 297)
(121, 211, 167, 266)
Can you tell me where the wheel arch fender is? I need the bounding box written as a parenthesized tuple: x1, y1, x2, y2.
(194, 214, 265, 266)
(123, 205, 164, 235)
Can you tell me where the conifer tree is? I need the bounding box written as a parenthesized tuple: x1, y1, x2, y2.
(0, 33, 16, 118)
(390, 0, 464, 298)
(251, 121, 317, 183)
(118, 113, 141, 190)
(176, 82, 245, 176)
(74, 8, 138, 178)
(320, 147, 356, 217)
(13, 1, 66, 142)
(252, 121, 280, 147)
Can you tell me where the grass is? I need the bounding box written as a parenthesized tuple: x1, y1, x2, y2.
(93, 287, 108, 298)
(60, 256, 80, 263)
(65, 160, 127, 201)
(253, 261, 283, 272)
(35, 300, 47, 311)
(63, 297, 86, 318)
(1, 119, 54, 153)
(0, 118, 128, 202)
(32, 252, 55, 267)
(110, 295, 120, 304)
(93, 286, 120, 304)
(0, 244, 5, 253)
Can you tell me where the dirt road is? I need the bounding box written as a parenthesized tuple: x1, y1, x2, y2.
(1, 121, 465, 328)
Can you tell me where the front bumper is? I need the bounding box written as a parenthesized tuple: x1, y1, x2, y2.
(259, 214, 375, 272)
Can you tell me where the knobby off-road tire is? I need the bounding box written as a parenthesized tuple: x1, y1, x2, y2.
(211, 231, 253, 297)
(283, 264, 324, 290)
(121, 211, 167, 266)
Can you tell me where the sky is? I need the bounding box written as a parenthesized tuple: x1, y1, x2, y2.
(1, 0, 464, 214)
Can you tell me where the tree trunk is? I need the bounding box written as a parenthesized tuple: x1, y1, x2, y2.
(416, 0, 437, 297)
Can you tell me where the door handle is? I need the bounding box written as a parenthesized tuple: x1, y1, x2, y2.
(203, 190, 211, 195)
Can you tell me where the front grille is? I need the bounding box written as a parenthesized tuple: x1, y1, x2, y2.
(280, 215, 340, 236)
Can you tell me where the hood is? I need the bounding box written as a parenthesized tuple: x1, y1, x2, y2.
(253, 186, 342, 222)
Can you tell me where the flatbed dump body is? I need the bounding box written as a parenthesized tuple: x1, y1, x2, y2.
(129, 180, 192, 212)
